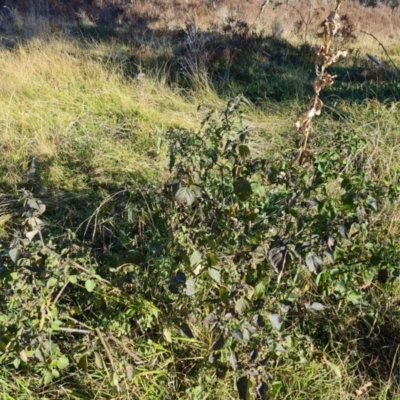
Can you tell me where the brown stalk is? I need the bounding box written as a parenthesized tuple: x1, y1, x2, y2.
(293, 0, 347, 166)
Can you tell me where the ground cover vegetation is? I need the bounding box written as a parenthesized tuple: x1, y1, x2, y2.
(0, 0, 400, 399)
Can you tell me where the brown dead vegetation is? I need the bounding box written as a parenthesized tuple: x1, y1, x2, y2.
(1, 0, 400, 42)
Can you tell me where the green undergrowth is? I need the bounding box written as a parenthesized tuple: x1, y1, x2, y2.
(0, 19, 400, 400)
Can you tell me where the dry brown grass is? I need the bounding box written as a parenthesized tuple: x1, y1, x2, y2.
(4, 0, 400, 44)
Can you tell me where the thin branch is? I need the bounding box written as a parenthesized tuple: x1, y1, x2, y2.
(59, 327, 92, 334)
(106, 333, 145, 365)
(361, 30, 400, 77)
(95, 328, 117, 372)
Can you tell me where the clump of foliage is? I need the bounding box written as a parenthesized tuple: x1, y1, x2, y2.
(1, 1, 400, 399)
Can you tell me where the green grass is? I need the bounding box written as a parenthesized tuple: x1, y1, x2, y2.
(0, 18, 400, 400)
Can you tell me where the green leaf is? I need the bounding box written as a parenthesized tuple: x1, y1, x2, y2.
(230, 350, 238, 370)
(78, 354, 88, 372)
(26, 230, 39, 243)
(56, 356, 69, 370)
(190, 250, 202, 267)
(233, 177, 253, 201)
(85, 280, 96, 293)
(237, 376, 252, 400)
(163, 328, 172, 343)
(219, 287, 230, 307)
(338, 223, 349, 239)
(185, 278, 197, 296)
(238, 144, 251, 159)
(268, 245, 291, 273)
(126, 364, 135, 381)
(257, 382, 268, 400)
(208, 266, 221, 284)
(305, 252, 322, 274)
(19, 350, 28, 362)
(366, 197, 378, 211)
(235, 296, 251, 315)
(9, 248, 21, 264)
(267, 313, 283, 331)
(206, 253, 218, 267)
(211, 334, 225, 351)
(94, 352, 104, 369)
(272, 381, 283, 397)
(180, 323, 194, 338)
(51, 369, 60, 378)
(47, 277, 58, 289)
(175, 185, 201, 206)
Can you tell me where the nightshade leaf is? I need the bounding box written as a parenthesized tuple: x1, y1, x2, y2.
(235, 296, 250, 315)
(267, 313, 283, 331)
(180, 323, 194, 338)
(311, 302, 325, 311)
(230, 350, 238, 370)
(338, 223, 349, 239)
(208, 266, 221, 284)
(211, 334, 225, 351)
(85, 280, 96, 293)
(231, 330, 243, 343)
(305, 252, 323, 274)
(237, 376, 252, 400)
(268, 245, 291, 273)
(257, 382, 268, 400)
(233, 177, 253, 201)
(185, 278, 197, 296)
(175, 185, 201, 206)
(203, 312, 216, 325)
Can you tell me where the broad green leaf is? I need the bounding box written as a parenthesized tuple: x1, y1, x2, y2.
(175, 185, 201, 206)
(35, 348, 44, 362)
(78, 354, 88, 372)
(267, 313, 283, 331)
(237, 376, 252, 400)
(19, 350, 28, 362)
(185, 278, 197, 296)
(257, 382, 268, 400)
(235, 296, 250, 315)
(56, 356, 69, 370)
(233, 177, 253, 201)
(163, 328, 172, 343)
(85, 280, 96, 293)
(51, 369, 60, 378)
(305, 252, 322, 274)
(9, 248, 21, 264)
(338, 223, 349, 239)
(238, 144, 250, 159)
(269, 245, 291, 273)
(94, 352, 104, 369)
(47, 277, 58, 289)
(190, 250, 202, 267)
(206, 253, 218, 266)
(219, 287, 229, 307)
(26, 230, 39, 242)
(180, 323, 194, 338)
(231, 330, 243, 343)
(211, 334, 225, 351)
(272, 381, 283, 397)
(208, 267, 221, 284)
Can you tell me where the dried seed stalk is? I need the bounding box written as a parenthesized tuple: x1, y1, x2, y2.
(294, 0, 347, 165)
